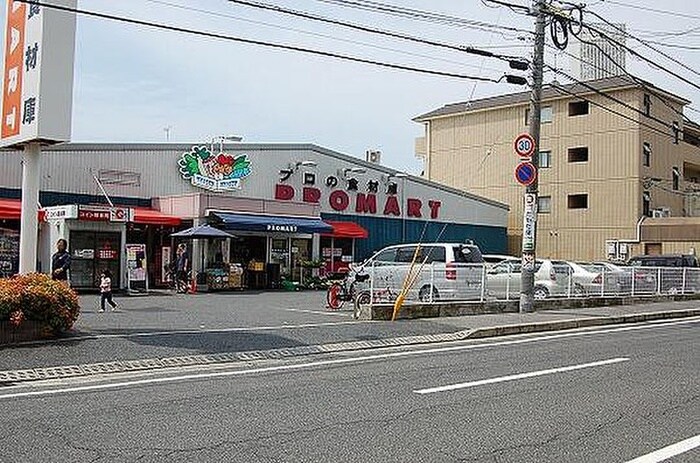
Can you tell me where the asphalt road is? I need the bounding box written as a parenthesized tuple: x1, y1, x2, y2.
(1, 318, 698, 462)
(3, 291, 699, 372)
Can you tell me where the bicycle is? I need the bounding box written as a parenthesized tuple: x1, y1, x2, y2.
(326, 273, 370, 310)
(164, 265, 191, 294)
(352, 285, 398, 319)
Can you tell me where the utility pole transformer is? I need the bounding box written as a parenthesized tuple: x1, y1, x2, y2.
(520, 0, 547, 313)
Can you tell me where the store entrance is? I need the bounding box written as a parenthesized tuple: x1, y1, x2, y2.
(231, 235, 268, 289)
(69, 231, 121, 289)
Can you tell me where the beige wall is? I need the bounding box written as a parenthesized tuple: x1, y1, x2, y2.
(423, 86, 700, 261)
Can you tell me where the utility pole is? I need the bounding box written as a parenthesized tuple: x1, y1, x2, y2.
(520, 0, 547, 313)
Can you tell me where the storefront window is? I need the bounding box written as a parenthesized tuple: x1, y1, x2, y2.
(0, 227, 19, 277)
(270, 238, 289, 278)
(70, 231, 121, 289)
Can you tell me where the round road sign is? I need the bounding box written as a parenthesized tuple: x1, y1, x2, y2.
(515, 161, 537, 186)
(514, 133, 535, 157)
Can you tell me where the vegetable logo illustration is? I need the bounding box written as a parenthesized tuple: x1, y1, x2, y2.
(178, 145, 252, 192)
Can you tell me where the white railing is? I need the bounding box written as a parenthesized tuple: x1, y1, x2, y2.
(354, 262, 700, 306)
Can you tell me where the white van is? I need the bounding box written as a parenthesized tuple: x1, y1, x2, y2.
(354, 242, 485, 302)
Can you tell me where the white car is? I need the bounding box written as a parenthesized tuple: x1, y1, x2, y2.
(485, 258, 563, 300)
(355, 242, 486, 302)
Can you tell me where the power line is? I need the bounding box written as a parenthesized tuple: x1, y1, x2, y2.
(578, 21, 700, 92)
(311, 0, 533, 36)
(586, 10, 700, 80)
(553, 35, 698, 122)
(546, 65, 682, 137)
(636, 40, 700, 51)
(548, 80, 680, 142)
(599, 0, 700, 21)
(142, 0, 505, 72)
(21, 0, 516, 83)
(480, 0, 531, 14)
(223, 0, 529, 65)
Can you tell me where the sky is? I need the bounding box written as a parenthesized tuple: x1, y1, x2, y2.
(3, 0, 700, 174)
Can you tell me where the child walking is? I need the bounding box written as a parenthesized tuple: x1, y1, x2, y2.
(99, 269, 119, 312)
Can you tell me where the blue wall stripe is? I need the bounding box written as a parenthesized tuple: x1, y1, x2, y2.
(321, 213, 507, 260)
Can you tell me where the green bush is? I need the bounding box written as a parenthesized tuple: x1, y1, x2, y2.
(0, 273, 80, 333)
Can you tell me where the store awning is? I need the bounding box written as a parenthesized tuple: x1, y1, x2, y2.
(0, 199, 45, 221)
(132, 207, 182, 226)
(323, 220, 369, 239)
(212, 212, 333, 234)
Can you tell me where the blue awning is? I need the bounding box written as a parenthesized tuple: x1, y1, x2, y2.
(212, 212, 333, 234)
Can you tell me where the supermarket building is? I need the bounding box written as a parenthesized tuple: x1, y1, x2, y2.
(0, 143, 508, 290)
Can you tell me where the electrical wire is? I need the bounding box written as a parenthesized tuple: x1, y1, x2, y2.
(599, 0, 700, 21)
(552, 36, 699, 122)
(20, 0, 510, 83)
(310, 0, 533, 36)
(578, 22, 700, 92)
(547, 65, 682, 139)
(585, 10, 700, 80)
(142, 0, 505, 72)
(223, 0, 527, 64)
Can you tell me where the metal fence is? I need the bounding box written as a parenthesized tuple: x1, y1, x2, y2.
(356, 262, 700, 305)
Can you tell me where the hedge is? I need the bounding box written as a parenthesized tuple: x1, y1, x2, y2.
(0, 273, 80, 333)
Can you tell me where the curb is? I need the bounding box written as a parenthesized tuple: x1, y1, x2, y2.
(466, 307, 700, 339)
(0, 308, 698, 384)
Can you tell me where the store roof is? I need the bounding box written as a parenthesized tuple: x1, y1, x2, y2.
(29, 143, 510, 211)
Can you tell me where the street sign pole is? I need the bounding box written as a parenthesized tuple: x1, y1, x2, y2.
(520, 0, 546, 313)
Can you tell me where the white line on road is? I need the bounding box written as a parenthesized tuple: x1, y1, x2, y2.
(413, 357, 629, 394)
(281, 308, 351, 318)
(625, 434, 700, 463)
(0, 317, 697, 401)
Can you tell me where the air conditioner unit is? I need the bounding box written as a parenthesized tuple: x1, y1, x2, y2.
(652, 207, 671, 218)
(365, 150, 381, 164)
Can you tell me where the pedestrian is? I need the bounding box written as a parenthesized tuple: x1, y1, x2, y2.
(175, 243, 190, 293)
(99, 269, 119, 312)
(51, 238, 71, 282)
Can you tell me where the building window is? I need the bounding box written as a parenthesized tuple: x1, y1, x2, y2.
(643, 94, 651, 117)
(567, 194, 588, 209)
(567, 147, 589, 163)
(539, 150, 552, 168)
(568, 101, 589, 116)
(673, 167, 680, 191)
(643, 142, 651, 167)
(673, 121, 680, 144)
(525, 106, 553, 125)
(538, 196, 551, 213)
(643, 191, 651, 217)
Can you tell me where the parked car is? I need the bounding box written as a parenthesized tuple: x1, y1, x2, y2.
(353, 242, 485, 301)
(483, 254, 518, 269)
(485, 258, 563, 300)
(578, 262, 629, 295)
(626, 254, 700, 294)
(627, 254, 699, 268)
(551, 261, 603, 296)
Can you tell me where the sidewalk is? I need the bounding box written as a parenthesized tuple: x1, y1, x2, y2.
(0, 293, 698, 377)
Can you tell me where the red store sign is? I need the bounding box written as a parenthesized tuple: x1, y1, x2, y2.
(274, 184, 442, 219)
(78, 206, 132, 222)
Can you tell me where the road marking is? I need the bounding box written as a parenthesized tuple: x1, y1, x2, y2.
(11, 320, 366, 346)
(281, 308, 351, 318)
(625, 435, 700, 463)
(413, 357, 629, 394)
(0, 318, 697, 401)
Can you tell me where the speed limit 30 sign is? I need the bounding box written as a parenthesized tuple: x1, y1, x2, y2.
(514, 133, 535, 158)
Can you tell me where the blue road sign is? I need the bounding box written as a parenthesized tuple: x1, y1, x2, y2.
(515, 161, 537, 186)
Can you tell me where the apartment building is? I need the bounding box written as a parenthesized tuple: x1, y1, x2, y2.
(414, 75, 700, 261)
